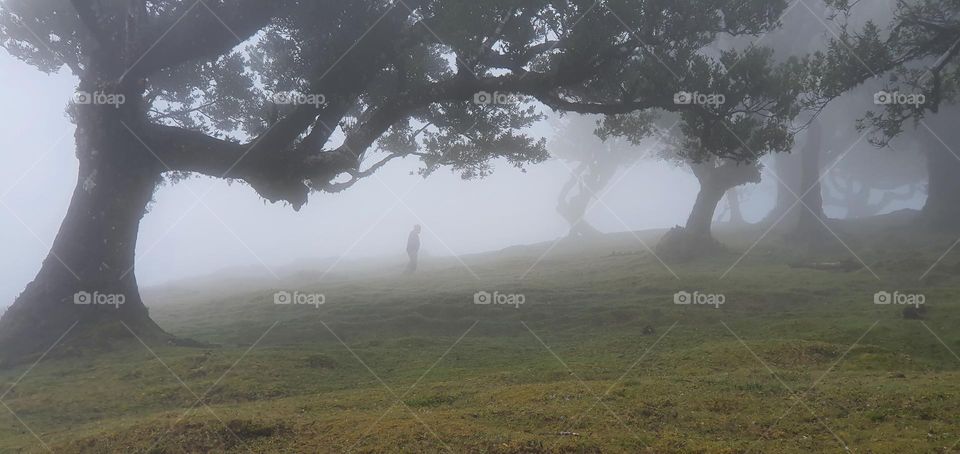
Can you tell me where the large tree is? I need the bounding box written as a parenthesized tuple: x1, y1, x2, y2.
(818, 0, 960, 229)
(600, 46, 808, 259)
(0, 0, 796, 362)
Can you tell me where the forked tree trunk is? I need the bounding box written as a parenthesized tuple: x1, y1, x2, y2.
(0, 83, 169, 364)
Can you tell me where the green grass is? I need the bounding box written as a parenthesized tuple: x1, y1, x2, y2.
(2, 219, 959, 453)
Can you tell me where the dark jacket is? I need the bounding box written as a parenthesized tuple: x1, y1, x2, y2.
(407, 230, 420, 254)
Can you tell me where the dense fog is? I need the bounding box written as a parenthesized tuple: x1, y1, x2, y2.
(0, 56, 713, 306)
(0, 0, 933, 304)
(2, 0, 958, 451)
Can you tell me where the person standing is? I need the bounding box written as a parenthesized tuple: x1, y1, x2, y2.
(405, 224, 421, 274)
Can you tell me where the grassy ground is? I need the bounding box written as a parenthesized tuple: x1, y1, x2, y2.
(1, 216, 959, 453)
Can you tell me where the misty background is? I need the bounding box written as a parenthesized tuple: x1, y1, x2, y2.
(0, 0, 925, 312)
(0, 52, 714, 310)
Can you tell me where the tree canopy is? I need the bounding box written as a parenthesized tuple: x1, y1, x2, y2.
(817, 0, 960, 143)
(0, 0, 831, 361)
(0, 0, 806, 206)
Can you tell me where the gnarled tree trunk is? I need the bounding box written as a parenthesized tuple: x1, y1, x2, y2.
(556, 152, 618, 240)
(656, 160, 760, 260)
(557, 162, 600, 239)
(0, 75, 169, 364)
(685, 177, 727, 241)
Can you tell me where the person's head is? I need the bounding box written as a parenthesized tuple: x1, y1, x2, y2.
(413, 224, 421, 234)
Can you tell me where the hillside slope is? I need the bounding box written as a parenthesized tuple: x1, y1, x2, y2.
(1, 220, 958, 453)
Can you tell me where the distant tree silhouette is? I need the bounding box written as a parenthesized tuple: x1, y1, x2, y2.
(549, 114, 646, 239)
(818, 0, 960, 229)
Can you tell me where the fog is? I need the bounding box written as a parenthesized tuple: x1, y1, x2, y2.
(3, 0, 958, 450)
(0, 0, 931, 311)
(0, 53, 711, 308)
